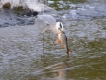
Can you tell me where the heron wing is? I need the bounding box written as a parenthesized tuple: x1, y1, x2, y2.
(35, 14, 56, 33)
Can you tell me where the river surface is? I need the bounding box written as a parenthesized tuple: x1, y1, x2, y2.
(0, 0, 106, 80)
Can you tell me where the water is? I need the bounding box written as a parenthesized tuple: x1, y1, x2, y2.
(0, 0, 106, 80)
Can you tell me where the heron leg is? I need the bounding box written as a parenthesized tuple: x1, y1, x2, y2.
(52, 33, 54, 45)
(52, 33, 54, 53)
(43, 33, 44, 54)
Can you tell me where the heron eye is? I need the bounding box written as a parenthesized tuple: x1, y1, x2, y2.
(60, 23, 62, 28)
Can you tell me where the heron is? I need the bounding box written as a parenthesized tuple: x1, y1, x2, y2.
(35, 14, 64, 53)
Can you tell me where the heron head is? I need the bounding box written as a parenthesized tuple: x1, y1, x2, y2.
(56, 21, 64, 34)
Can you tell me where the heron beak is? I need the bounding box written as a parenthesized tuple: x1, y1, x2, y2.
(58, 28, 61, 30)
(57, 28, 61, 34)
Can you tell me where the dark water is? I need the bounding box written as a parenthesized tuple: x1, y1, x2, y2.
(0, 0, 106, 80)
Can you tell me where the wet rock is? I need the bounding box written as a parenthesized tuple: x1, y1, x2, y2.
(0, 0, 54, 12)
(20, 9, 38, 16)
(0, 0, 55, 27)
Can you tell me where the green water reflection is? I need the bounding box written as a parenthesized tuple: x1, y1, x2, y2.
(27, 37, 106, 80)
(27, 17, 106, 79)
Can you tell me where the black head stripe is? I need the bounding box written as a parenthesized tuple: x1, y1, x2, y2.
(60, 23, 62, 28)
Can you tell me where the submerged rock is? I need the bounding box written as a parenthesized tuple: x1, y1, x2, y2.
(0, 9, 36, 27)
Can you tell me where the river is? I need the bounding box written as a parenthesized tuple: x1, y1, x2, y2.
(0, 0, 106, 80)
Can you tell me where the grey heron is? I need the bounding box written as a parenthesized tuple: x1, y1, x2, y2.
(35, 14, 64, 53)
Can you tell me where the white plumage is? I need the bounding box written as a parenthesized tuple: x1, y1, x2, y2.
(35, 14, 64, 34)
(35, 14, 64, 53)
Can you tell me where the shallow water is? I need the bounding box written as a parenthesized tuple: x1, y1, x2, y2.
(0, 0, 106, 80)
